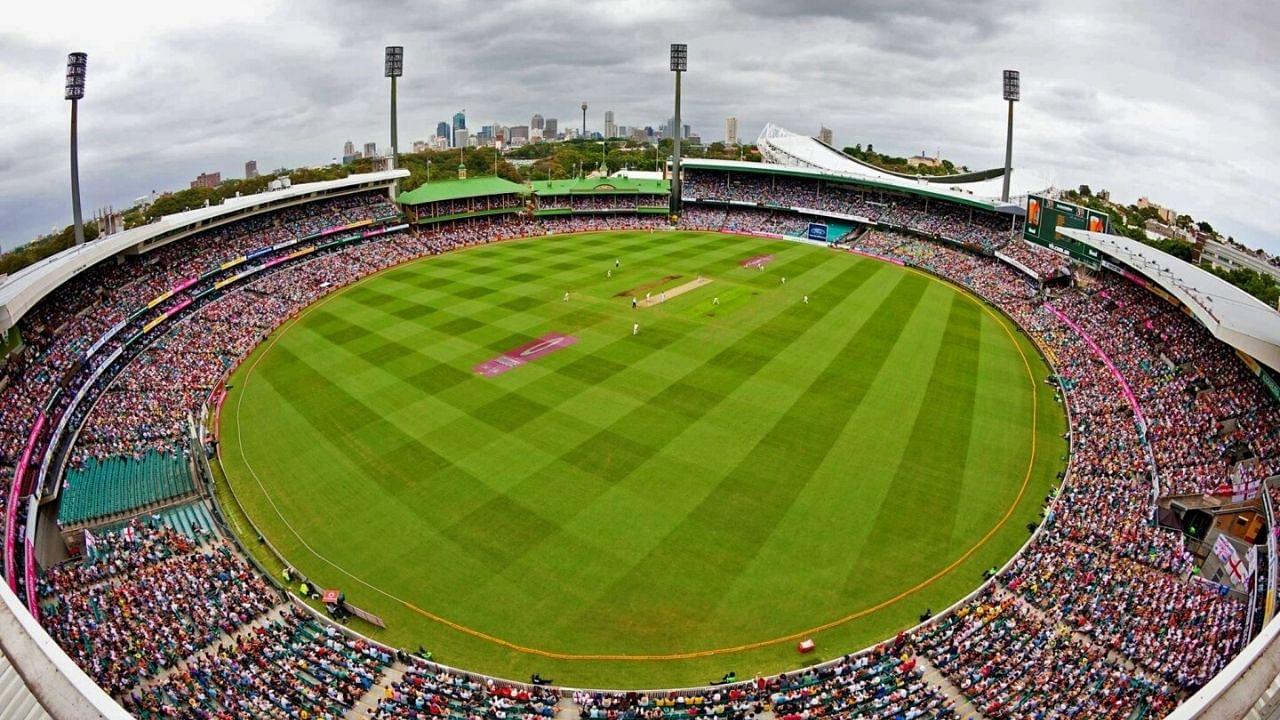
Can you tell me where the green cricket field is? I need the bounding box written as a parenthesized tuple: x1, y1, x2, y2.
(218, 230, 1066, 688)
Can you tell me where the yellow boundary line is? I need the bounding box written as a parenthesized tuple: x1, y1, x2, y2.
(227, 243, 1046, 663)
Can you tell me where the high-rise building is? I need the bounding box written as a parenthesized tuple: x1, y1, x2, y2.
(364, 142, 377, 158)
(190, 172, 221, 189)
(452, 111, 466, 132)
(604, 110, 616, 139)
(244, 160, 259, 179)
(343, 140, 355, 157)
(412, 140, 428, 153)
(436, 121, 451, 146)
(544, 118, 558, 139)
(818, 126, 833, 146)
(509, 125, 529, 142)
(725, 116, 738, 146)
(455, 127, 470, 147)
(531, 114, 544, 130)
(661, 118, 691, 141)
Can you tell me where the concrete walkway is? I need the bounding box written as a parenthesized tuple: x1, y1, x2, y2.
(913, 654, 991, 720)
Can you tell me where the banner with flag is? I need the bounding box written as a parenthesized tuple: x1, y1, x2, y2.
(83, 529, 97, 560)
(1213, 533, 1234, 563)
(1213, 534, 1253, 585)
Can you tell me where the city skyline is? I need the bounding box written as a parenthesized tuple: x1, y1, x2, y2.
(1, 1, 1276, 252)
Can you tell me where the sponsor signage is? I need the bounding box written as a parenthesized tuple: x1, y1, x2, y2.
(475, 333, 578, 377)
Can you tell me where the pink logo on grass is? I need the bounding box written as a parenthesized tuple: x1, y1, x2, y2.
(740, 254, 775, 269)
(474, 333, 578, 377)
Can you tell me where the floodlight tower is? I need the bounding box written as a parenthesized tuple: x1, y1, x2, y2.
(385, 46, 404, 169)
(581, 101, 588, 138)
(65, 52, 88, 245)
(669, 43, 687, 218)
(1000, 69, 1020, 202)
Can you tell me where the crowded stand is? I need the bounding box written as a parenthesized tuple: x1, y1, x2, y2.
(39, 519, 280, 696)
(374, 662, 559, 720)
(1001, 533, 1245, 688)
(540, 214, 670, 233)
(914, 589, 1179, 719)
(572, 645, 958, 720)
(569, 194, 667, 212)
(125, 606, 392, 719)
(677, 205, 825, 238)
(682, 170, 1016, 252)
(2, 174, 1273, 718)
(412, 194, 525, 221)
(0, 192, 401, 518)
(997, 239, 1071, 280)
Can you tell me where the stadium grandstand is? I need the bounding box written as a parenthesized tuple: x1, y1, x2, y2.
(0, 154, 1278, 720)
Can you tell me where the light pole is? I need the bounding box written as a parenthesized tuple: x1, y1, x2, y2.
(65, 52, 87, 245)
(385, 46, 403, 170)
(669, 43, 687, 218)
(1000, 69, 1019, 202)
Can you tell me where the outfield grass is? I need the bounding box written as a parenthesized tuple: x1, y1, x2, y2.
(219, 230, 1067, 688)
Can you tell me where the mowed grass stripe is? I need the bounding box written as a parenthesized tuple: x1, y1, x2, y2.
(839, 293, 983, 593)
(577, 272, 930, 634)
(434, 259, 880, 575)
(251, 234, 843, 577)
(706, 280, 956, 633)
(475, 261, 903, 620)
(377, 237, 805, 439)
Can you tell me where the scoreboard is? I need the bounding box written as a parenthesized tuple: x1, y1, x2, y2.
(1023, 195, 1111, 266)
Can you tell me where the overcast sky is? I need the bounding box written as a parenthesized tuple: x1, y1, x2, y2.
(2, 0, 1277, 252)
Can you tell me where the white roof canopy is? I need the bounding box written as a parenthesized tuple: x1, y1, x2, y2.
(754, 123, 1053, 208)
(1061, 227, 1280, 372)
(0, 170, 407, 333)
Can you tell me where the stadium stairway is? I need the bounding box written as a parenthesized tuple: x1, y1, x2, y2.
(912, 655, 991, 720)
(133, 602, 293, 694)
(989, 582, 1166, 685)
(347, 662, 406, 719)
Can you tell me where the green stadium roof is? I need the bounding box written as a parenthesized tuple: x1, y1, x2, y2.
(397, 176, 529, 206)
(529, 177, 670, 196)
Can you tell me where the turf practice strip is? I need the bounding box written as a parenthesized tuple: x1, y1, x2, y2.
(219, 230, 1067, 687)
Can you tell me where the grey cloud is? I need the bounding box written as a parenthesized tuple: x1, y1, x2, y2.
(0, 0, 1277, 255)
